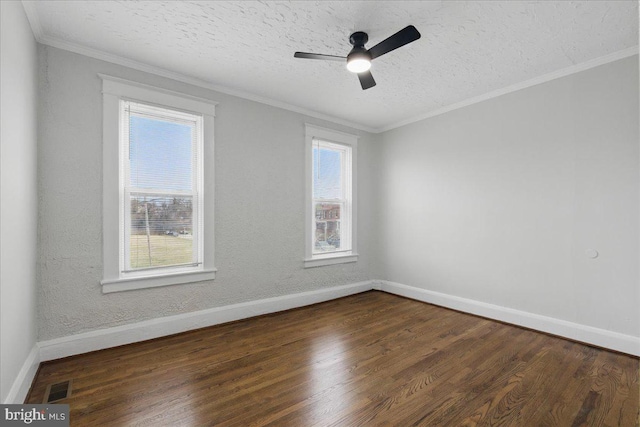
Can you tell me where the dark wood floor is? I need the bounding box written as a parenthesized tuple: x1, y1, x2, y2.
(27, 291, 639, 426)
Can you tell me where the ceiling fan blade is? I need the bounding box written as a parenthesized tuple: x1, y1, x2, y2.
(368, 25, 421, 60)
(294, 52, 346, 62)
(358, 71, 376, 90)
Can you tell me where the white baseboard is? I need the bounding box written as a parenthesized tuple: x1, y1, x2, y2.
(377, 280, 640, 357)
(38, 281, 374, 361)
(3, 345, 40, 404)
(32, 278, 639, 366)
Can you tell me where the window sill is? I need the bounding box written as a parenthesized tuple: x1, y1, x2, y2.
(101, 268, 217, 293)
(304, 253, 358, 268)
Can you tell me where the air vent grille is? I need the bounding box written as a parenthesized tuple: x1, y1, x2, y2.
(43, 379, 72, 403)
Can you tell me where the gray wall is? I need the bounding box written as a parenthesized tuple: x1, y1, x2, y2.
(12, 22, 639, 357)
(378, 56, 639, 338)
(1, 1, 39, 402)
(37, 46, 380, 341)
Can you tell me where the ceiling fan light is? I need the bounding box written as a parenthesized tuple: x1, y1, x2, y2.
(346, 58, 371, 73)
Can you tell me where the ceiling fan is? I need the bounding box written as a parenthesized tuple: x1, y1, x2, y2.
(294, 25, 421, 90)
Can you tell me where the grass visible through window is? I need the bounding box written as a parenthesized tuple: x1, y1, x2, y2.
(130, 234, 193, 268)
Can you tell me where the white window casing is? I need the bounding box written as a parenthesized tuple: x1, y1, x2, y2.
(100, 75, 217, 293)
(304, 124, 358, 268)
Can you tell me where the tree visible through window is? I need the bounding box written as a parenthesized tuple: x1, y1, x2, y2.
(123, 101, 202, 271)
(101, 75, 216, 292)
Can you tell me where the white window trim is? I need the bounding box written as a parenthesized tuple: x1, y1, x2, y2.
(304, 124, 358, 268)
(100, 74, 217, 293)
(121, 102, 203, 277)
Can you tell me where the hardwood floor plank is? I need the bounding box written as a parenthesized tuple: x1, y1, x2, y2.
(26, 291, 639, 426)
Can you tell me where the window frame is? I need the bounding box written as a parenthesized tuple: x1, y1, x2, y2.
(121, 101, 202, 277)
(100, 75, 217, 293)
(304, 124, 358, 268)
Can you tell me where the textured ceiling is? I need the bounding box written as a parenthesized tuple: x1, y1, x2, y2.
(23, 1, 638, 132)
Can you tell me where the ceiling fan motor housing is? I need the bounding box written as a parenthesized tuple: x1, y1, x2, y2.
(347, 32, 372, 65)
(349, 31, 368, 47)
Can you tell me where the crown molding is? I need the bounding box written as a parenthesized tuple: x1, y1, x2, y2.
(19, 14, 378, 134)
(21, 1, 43, 40)
(376, 46, 639, 133)
(20, 1, 638, 135)
(38, 34, 377, 133)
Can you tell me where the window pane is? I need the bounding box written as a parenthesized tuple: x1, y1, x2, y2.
(130, 195, 193, 268)
(314, 203, 341, 252)
(129, 114, 193, 191)
(312, 145, 342, 199)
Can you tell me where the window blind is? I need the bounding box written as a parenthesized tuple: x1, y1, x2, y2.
(311, 138, 352, 255)
(122, 101, 202, 271)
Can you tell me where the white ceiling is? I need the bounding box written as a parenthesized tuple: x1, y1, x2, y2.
(23, 1, 638, 132)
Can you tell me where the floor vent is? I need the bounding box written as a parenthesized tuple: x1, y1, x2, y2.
(43, 379, 72, 403)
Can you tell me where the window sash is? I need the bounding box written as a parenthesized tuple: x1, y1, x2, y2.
(311, 138, 353, 256)
(312, 200, 348, 254)
(123, 190, 200, 272)
(123, 101, 199, 193)
(312, 139, 347, 200)
(120, 100, 203, 275)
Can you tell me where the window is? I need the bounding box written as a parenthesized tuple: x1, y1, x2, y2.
(304, 124, 358, 268)
(123, 102, 201, 273)
(101, 75, 216, 293)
